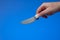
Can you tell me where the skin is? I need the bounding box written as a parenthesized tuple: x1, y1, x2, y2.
(36, 2, 60, 18)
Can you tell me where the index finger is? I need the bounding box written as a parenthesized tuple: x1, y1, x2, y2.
(36, 5, 46, 14)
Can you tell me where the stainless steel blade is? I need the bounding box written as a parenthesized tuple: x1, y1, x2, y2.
(21, 17, 36, 24)
(21, 14, 40, 24)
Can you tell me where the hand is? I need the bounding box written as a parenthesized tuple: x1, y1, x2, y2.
(36, 2, 60, 18)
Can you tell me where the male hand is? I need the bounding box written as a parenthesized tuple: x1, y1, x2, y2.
(36, 2, 60, 18)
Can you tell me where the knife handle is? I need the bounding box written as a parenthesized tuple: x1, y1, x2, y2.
(35, 14, 40, 20)
(35, 14, 40, 18)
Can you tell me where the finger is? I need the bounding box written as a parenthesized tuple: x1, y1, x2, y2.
(36, 5, 46, 14)
(42, 15, 48, 18)
(38, 7, 53, 16)
(46, 12, 54, 16)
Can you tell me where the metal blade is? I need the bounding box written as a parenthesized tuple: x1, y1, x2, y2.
(21, 17, 36, 24)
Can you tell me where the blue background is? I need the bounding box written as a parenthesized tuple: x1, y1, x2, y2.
(0, 0, 60, 40)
